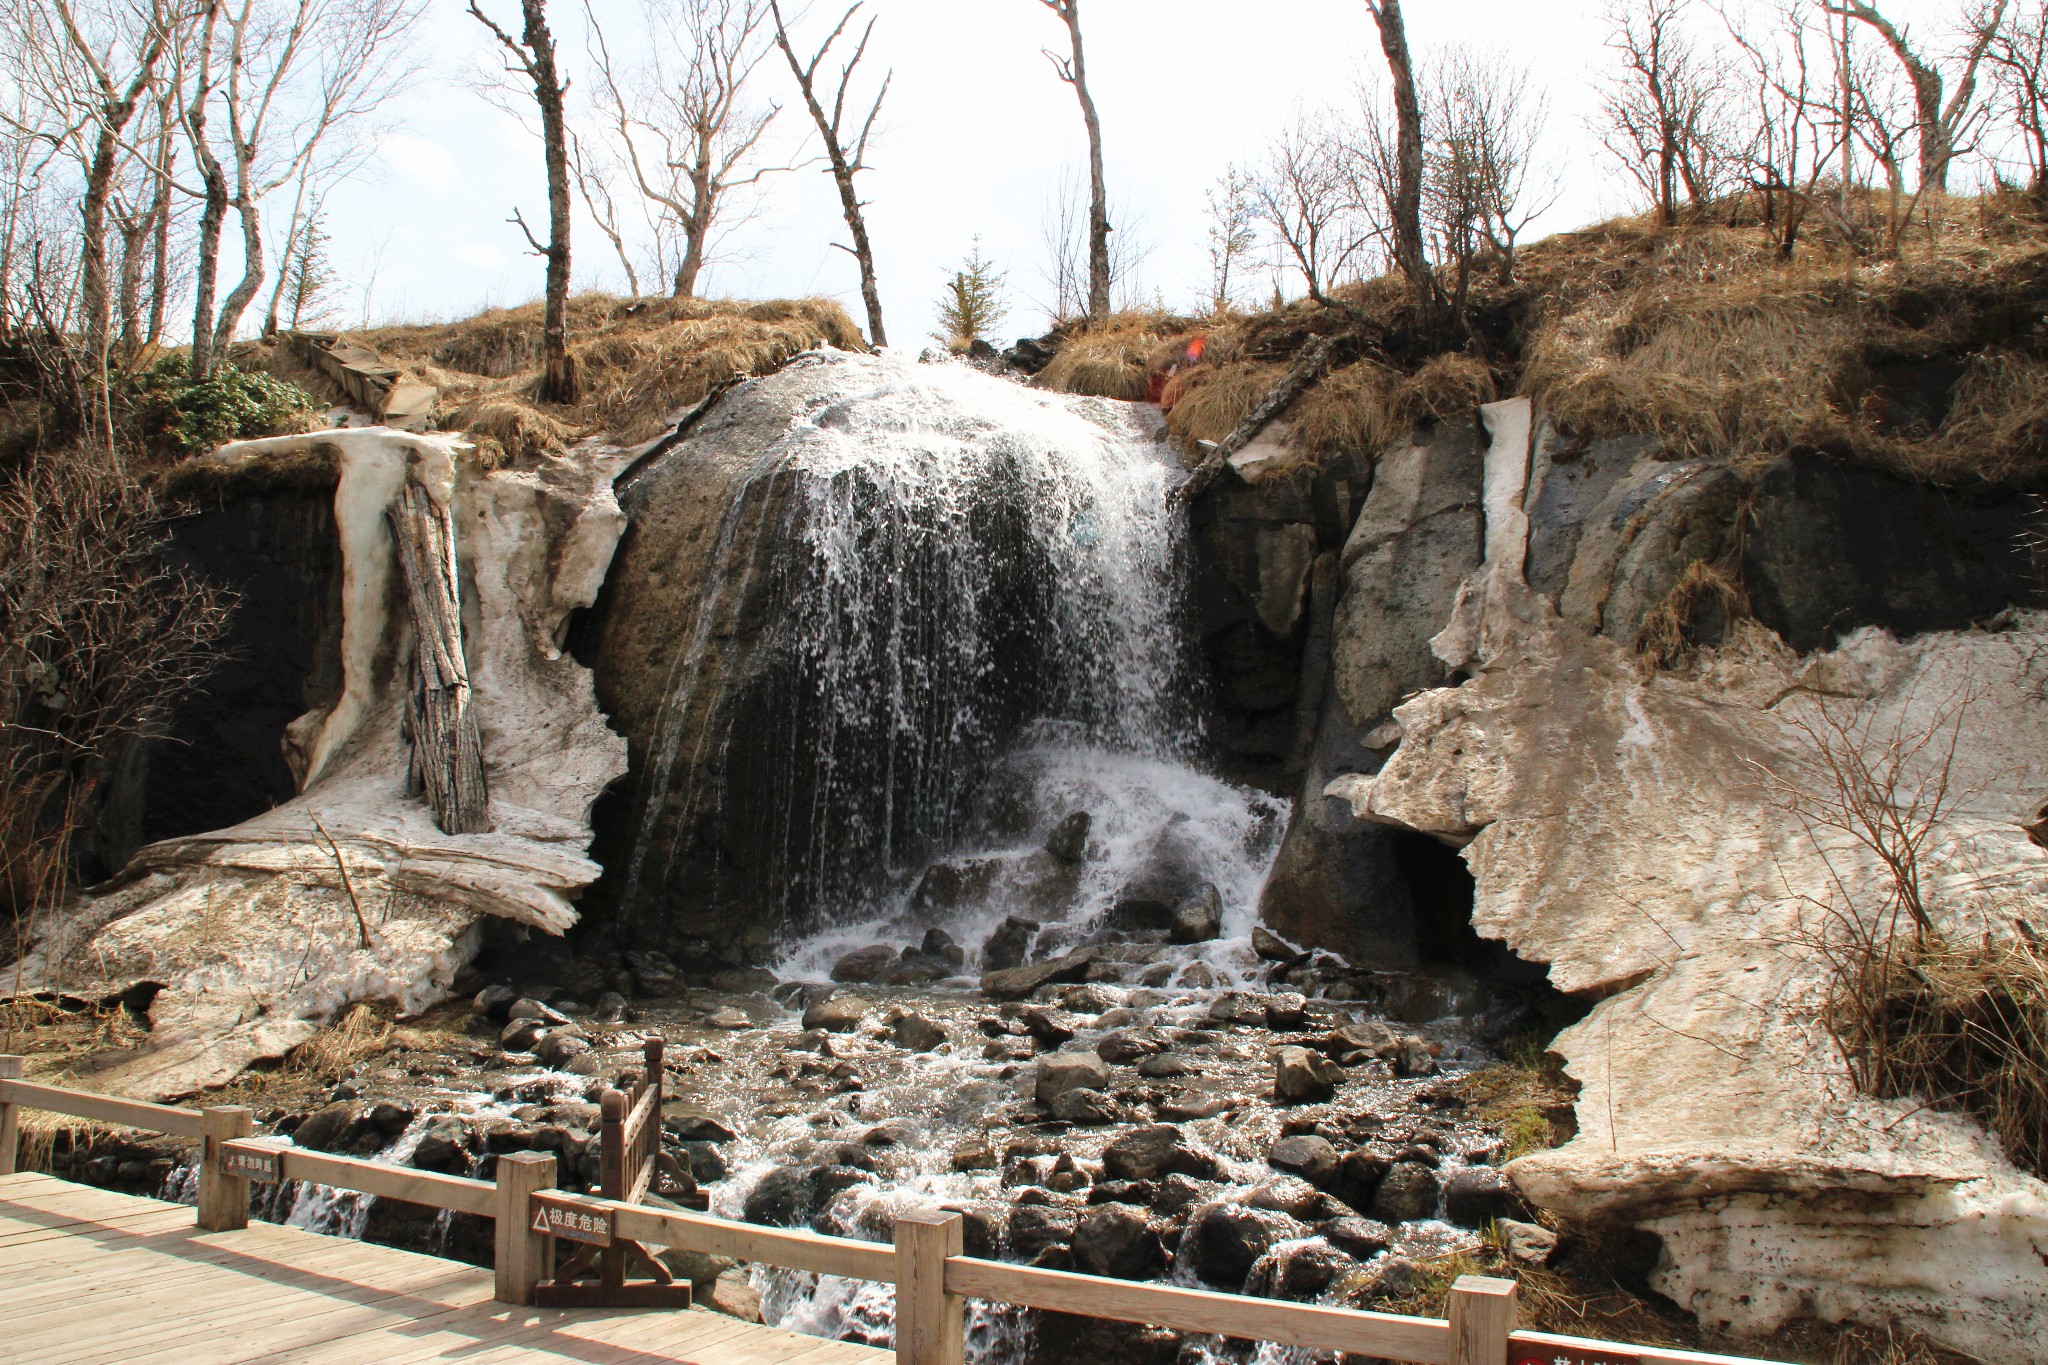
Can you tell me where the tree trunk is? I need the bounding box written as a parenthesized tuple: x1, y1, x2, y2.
(210, 189, 265, 361)
(188, 150, 230, 379)
(78, 125, 124, 368)
(525, 0, 578, 403)
(386, 477, 491, 835)
(1367, 1, 1432, 321)
(144, 128, 175, 345)
(1173, 334, 1337, 507)
(1058, 3, 1111, 320)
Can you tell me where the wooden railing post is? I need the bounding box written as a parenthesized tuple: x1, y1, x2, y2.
(1448, 1274, 1517, 1365)
(894, 1210, 964, 1365)
(0, 1056, 21, 1176)
(494, 1151, 556, 1306)
(196, 1106, 254, 1231)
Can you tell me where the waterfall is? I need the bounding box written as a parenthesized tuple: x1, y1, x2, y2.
(617, 351, 1226, 936)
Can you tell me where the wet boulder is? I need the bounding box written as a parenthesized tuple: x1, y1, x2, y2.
(1267, 1134, 1340, 1187)
(1371, 1160, 1441, 1224)
(801, 994, 867, 1032)
(980, 916, 1039, 972)
(1046, 1088, 1120, 1125)
(1442, 1165, 1525, 1228)
(1008, 1203, 1080, 1265)
(919, 928, 966, 969)
(981, 947, 1098, 1001)
(1317, 1215, 1393, 1259)
(1251, 926, 1307, 964)
(1095, 1028, 1168, 1064)
(829, 945, 896, 983)
(741, 1165, 815, 1226)
(1072, 1203, 1161, 1279)
(409, 1117, 472, 1176)
(1168, 883, 1224, 944)
(533, 1028, 591, 1069)
(890, 1012, 948, 1052)
(292, 1102, 362, 1153)
(499, 1018, 545, 1053)
(1102, 1125, 1222, 1182)
(473, 984, 519, 1021)
(1035, 1053, 1110, 1108)
(1248, 1241, 1359, 1301)
(1273, 1045, 1344, 1103)
(1044, 811, 1091, 863)
(910, 858, 1003, 916)
(1180, 1201, 1310, 1290)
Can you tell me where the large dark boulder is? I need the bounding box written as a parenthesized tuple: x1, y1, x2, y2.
(1071, 1204, 1161, 1279)
(1179, 1200, 1310, 1290)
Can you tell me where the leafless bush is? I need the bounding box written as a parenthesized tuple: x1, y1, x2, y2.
(1597, 0, 1736, 223)
(1764, 683, 2048, 1178)
(0, 444, 232, 961)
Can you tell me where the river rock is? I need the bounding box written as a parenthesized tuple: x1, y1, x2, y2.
(1180, 1201, 1310, 1290)
(706, 1268, 762, 1321)
(1247, 1176, 1327, 1220)
(1015, 1005, 1081, 1045)
(801, 994, 867, 1032)
(473, 985, 518, 1021)
(662, 1106, 737, 1143)
(890, 1012, 947, 1052)
(1034, 1053, 1110, 1108)
(701, 1006, 751, 1030)
(980, 916, 1039, 972)
(1102, 1125, 1221, 1182)
(1047, 1088, 1121, 1125)
(1333, 1146, 1393, 1209)
(1317, 1215, 1393, 1258)
(1167, 883, 1223, 943)
(1136, 1052, 1196, 1078)
(1072, 1203, 1161, 1279)
(499, 1019, 545, 1053)
(1273, 1045, 1343, 1103)
(1499, 1217, 1560, 1264)
(919, 928, 966, 969)
(1268, 1134, 1340, 1186)
(1095, 1029, 1167, 1064)
(410, 1118, 471, 1175)
(1251, 926, 1307, 964)
(1044, 811, 1091, 863)
(829, 945, 896, 983)
(1008, 1204, 1079, 1263)
(981, 947, 1097, 1001)
(292, 1102, 362, 1153)
(1372, 1160, 1441, 1224)
(364, 1099, 415, 1136)
(1442, 1165, 1524, 1228)
(1264, 992, 1309, 1030)
(1249, 1240, 1360, 1301)
(533, 1029, 590, 1068)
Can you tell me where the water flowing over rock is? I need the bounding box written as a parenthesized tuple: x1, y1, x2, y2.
(15, 428, 628, 1099)
(1317, 395, 2048, 1363)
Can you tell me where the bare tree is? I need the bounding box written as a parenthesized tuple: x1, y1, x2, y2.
(586, 0, 795, 300)
(1597, 0, 1731, 223)
(1250, 110, 1375, 311)
(1425, 46, 1554, 307)
(769, 0, 889, 347)
(1035, 0, 1109, 321)
(1037, 165, 1146, 322)
(569, 130, 641, 296)
(1203, 163, 1259, 314)
(1363, 0, 1432, 321)
(1721, 1, 1844, 256)
(1827, 0, 2010, 192)
(1986, 0, 2048, 195)
(470, 0, 580, 402)
(1, 0, 175, 391)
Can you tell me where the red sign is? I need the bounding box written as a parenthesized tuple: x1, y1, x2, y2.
(531, 1194, 614, 1247)
(1510, 1346, 1638, 1365)
(220, 1145, 283, 1182)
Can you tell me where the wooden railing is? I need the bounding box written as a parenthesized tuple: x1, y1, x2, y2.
(0, 1058, 1787, 1365)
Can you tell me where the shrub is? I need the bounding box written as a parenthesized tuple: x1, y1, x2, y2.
(129, 355, 317, 458)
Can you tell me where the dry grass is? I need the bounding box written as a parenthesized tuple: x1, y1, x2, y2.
(336, 293, 865, 462)
(282, 1001, 396, 1081)
(1033, 310, 1192, 401)
(1636, 559, 1749, 669)
(1450, 1035, 1579, 1159)
(1835, 931, 2048, 1180)
(1162, 360, 1287, 449)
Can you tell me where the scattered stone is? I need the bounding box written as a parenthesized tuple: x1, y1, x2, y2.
(292, 1102, 361, 1153)
(533, 1029, 591, 1069)
(1207, 994, 1268, 1028)
(1393, 1037, 1438, 1077)
(472, 985, 518, 1021)
(951, 1145, 997, 1172)
(1102, 1125, 1222, 1182)
(709, 968, 780, 995)
(706, 1268, 762, 1321)
(982, 1036, 1034, 1061)
(1334, 1147, 1393, 1209)
(1089, 1179, 1155, 1206)
(830, 945, 896, 984)
(701, 1007, 751, 1030)
(1499, 1218, 1560, 1265)
(1372, 1160, 1441, 1225)
(592, 991, 629, 1023)
(1044, 811, 1092, 863)
(919, 928, 966, 969)
(1008, 1204, 1079, 1263)
(507, 998, 570, 1025)
(1251, 926, 1308, 964)
(1150, 1172, 1221, 1216)
(1072, 1203, 1160, 1279)
(940, 1202, 1004, 1259)
(882, 954, 952, 986)
(742, 1165, 815, 1226)
(364, 1100, 415, 1136)
(1136, 1052, 1196, 1079)
(1247, 1176, 1325, 1220)
(890, 1012, 947, 1052)
(1442, 1166, 1525, 1228)
(980, 916, 1040, 972)
(1251, 1241, 1359, 1301)
(1273, 1045, 1344, 1103)
(1267, 1134, 1340, 1187)
(1264, 993, 1309, 1030)
(410, 1118, 471, 1175)
(801, 994, 867, 1033)
(1159, 1091, 1236, 1121)
(1317, 1215, 1393, 1259)
(662, 1107, 737, 1143)
(679, 1141, 728, 1183)
(981, 948, 1098, 1001)
(499, 1019, 545, 1053)
(1057, 984, 1122, 1014)
(1015, 1006, 1081, 1045)
(1168, 883, 1223, 944)
(1095, 1029, 1167, 1064)
(1047, 1088, 1121, 1125)
(1181, 1201, 1310, 1290)
(1035, 1052, 1111, 1108)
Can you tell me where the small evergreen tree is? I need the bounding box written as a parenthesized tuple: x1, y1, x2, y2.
(282, 214, 337, 332)
(934, 238, 1008, 351)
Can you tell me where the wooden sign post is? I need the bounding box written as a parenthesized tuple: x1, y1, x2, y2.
(532, 1039, 692, 1308)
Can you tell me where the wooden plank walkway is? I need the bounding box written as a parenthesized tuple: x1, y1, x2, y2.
(0, 1172, 888, 1365)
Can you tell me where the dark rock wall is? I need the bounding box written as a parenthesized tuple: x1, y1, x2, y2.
(93, 484, 346, 875)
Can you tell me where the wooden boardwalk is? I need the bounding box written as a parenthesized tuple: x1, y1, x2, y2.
(0, 1172, 887, 1365)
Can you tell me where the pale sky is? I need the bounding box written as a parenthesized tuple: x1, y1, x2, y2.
(319, 0, 1978, 348)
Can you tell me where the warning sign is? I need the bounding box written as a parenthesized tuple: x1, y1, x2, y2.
(531, 1194, 614, 1247)
(1510, 1345, 1638, 1365)
(221, 1145, 282, 1182)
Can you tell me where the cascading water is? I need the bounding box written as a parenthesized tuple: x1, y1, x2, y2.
(616, 349, 1235, 937)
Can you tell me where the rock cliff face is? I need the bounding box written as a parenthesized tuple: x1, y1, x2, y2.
(1294, 395, 2047, 1362)
(21, 428, 628, 1099)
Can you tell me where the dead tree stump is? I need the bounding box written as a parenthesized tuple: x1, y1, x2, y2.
(387, 475, 490, 834)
